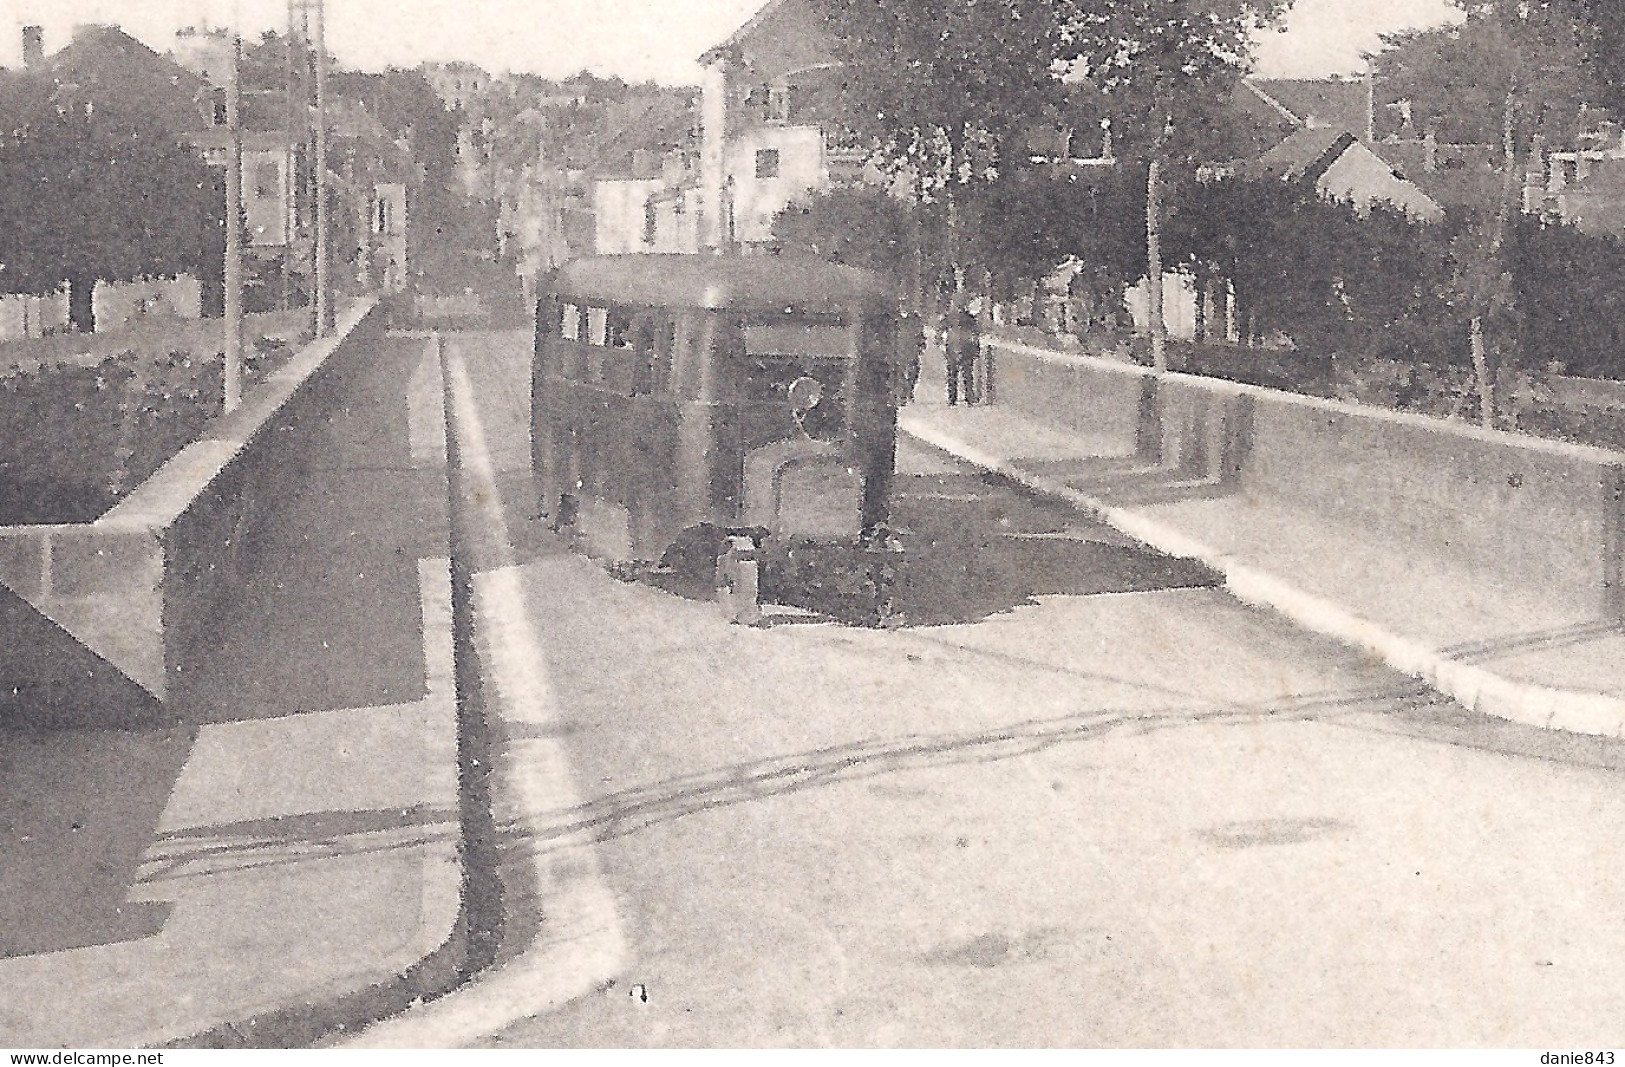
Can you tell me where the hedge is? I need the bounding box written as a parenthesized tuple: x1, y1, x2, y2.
(0, 312, 310, 524)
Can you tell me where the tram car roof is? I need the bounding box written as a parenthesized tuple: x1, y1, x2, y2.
(548, 255, 895, 313)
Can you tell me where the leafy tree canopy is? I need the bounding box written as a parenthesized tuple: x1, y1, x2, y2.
(1060, 0, 1294, 161)
(771, 186, 916, 277)
(1372, 2, 1600, 147)
(0, 101, 220, 329)
(816, 0, 1070, 193)
(1567, 0, 1625, 116)
(963, 164, 1148, 299)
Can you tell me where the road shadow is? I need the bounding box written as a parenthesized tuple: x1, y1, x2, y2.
(0, 582, 192, 958)
(174, 335, 445, 722)
(889, 470, 1220, 626)
(0, 719, 195, 958)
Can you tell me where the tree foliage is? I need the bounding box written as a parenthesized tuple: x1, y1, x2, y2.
(1507, 215, 1625, 378)
(1060, 0, 1293, 162)
(1372, 4, 1597, 147)
(1568, 0, 1625, 116)
(771, 186, 917, 279)
(816, 0, 1295, 180)
(815, 0, 1068, 193)
(0, 100, 221, 331)
(963, 164, 1147, 301)
(1164, 177, 1460, 366)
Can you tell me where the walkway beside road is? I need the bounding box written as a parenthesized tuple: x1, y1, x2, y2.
(900, 376, 1625, 737)
(0, 331, 461, 1048)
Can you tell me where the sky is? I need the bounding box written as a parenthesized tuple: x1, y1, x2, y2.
(1, 0, 1463, 85)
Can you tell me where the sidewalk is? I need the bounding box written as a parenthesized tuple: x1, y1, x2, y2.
(0, 332, 462, 1048)
(900, 389, 1625, 738)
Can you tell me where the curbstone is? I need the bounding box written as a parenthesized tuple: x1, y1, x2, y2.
(900, 409, 1625, 740)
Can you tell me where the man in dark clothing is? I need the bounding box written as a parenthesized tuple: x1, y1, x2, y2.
(895, 309, 925, 406)
(946, 299, 980, 406)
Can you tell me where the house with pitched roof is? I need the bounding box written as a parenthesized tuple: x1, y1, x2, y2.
(1237, 76, 1446, 221)
(1250, 125, 1444, 220)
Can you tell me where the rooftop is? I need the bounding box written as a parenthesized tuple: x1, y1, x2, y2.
(1253, 127, 1356, 181)
(1248, 76, 1371, 135)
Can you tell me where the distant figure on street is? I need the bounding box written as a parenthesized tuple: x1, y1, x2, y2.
(895, 308, 924, 406)
(946, 297, 981, 406)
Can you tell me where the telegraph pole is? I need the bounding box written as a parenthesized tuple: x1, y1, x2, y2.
(314, 0, 332, 335)
(283, 0, 297, 311)
(1147, 158, 1165, 373)
(225, 30, 245, 411)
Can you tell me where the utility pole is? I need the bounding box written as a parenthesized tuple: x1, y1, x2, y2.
(314, 0, 333, 335)
(1146, 158, 1166, 373)
(225, 30, 245, 412)
(283, 0, 297, 311)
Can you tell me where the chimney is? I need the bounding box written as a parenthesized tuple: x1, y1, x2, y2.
(22, 25, 43, 71)
(1423, 126, 1438, 173)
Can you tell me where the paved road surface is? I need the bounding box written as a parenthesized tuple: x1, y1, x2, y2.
(438, 330, 1625, 1048)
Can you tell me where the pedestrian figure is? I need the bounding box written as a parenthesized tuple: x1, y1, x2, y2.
(895, 308, 924, 406)
(946, 297, 980, 406)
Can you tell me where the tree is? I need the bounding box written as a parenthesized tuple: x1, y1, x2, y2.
(960, 163, 1147, 316)
(816, 0, 1293, 337)
(1059, 0, 1295, 368)
(0, 102, 221, 332)
(1568, 0, 1625, 115)
(815, 0, 1069, 291)
(771, 187, 918, 279)
(1164, 176, 1459, 375)
(817, 0, 1067, 195)
(1377, 0, 1607, 425)
(1373, 7, 1595, 147)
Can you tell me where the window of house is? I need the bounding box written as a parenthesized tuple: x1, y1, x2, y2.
(607, 307, 632, 350)
(212, 88, 227, 127)
(587, 306, 608, 346)
(745, 84, 771, 122)
(643, 199, 658, 246)
(755, 148, 781, 180)
(768, 84, 790, 123)
(560, 302, 580, 341)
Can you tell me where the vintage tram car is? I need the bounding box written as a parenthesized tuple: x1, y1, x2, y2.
(532, 254, 904, 622)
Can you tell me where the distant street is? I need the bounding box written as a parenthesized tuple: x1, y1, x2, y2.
(438, 329, 1625, 1048)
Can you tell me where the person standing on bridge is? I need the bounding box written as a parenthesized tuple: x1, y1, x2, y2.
(946, 295, 981, 406)
(896, 307, 924, 406)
